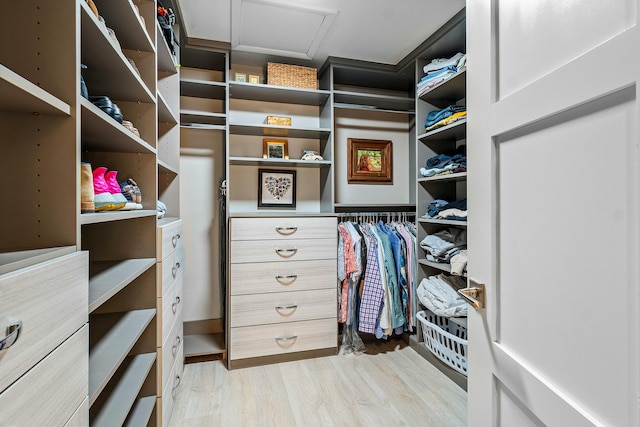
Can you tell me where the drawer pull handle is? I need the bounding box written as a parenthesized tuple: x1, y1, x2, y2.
(275, 304, 298, 313)
(0, 321, 22, 351)
(275, 248, 297, 257)
(172, 296, 181, 313)
(173, 335, 181, 355)
(275, 335, 298, 346)
(172, 375, 181, 396)
(172, 233, 181, 248)
(172, 262, 181, 278)
(276, 226, 298, 235)
(275, 274, 298, 284)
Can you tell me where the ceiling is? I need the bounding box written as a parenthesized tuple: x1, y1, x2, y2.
(171, 0, 466, 67)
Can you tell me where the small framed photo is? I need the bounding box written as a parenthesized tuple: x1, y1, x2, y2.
(263, 138, 289, 160)
(258, 169, 296, 208)
(235, 72, 246, 82)
(347, 138, 393, 183)
(248, 74, 260, 84)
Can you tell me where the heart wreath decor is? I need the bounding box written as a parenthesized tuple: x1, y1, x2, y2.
(264, 176, 292, 200)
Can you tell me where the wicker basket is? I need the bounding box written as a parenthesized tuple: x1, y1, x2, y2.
(266, 116, 291, 126)
(267, 62, 317, 89)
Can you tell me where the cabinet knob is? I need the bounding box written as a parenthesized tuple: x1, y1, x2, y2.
(0, 321, 22, 351)
(275, 226, 297, 235)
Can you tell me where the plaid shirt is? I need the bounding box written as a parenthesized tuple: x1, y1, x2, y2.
(358, 225, 385, 334)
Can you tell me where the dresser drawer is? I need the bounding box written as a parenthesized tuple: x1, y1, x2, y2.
(0, 325, 88, 426)
(231, 216, 336, 241)
(157, 219, 183, 262)
(230, 318, 336, 360)
(160, 273, 184, 344)
(157, 248, 184, 297)
(230, 288, 336, 327)
(0, 251, 88, 393)
(161, 309, 184, 395)
(162, 343, 184, 427)
(230, 258, 336, 295)
(230, 238, 336, 264)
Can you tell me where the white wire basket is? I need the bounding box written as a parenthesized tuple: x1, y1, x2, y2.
(416, 310, 468, 375)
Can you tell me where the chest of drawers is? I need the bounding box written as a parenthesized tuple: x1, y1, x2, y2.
(228, 216, 337, 368)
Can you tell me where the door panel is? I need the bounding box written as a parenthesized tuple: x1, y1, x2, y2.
(467, 1, 639, 426)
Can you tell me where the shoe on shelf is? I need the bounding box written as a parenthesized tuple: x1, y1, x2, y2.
(120, 178, 143, 210)
(105, 170, 136, 210)
(122, 120, 140, 138)
(81, 162, 95, 213)
(92, 166, 117, 211)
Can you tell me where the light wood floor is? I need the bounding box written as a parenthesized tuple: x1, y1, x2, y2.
(168, 339, 467, 427)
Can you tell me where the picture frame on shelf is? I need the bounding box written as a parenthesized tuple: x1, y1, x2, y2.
(347, 138, 393, 183)
(263, 138, 289, 159)
(258, 169, 296, 208)
(249, 74, 260, 84)
(235, 72, 246, 82)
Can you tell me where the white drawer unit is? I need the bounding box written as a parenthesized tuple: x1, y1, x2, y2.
(161, 273, 184, 344)
(157, 219, 183, 262)
(158, 247, 184, 297)
(162, 343, 184, 427)
(228, 215, 337, 367)
(161, 301, 184, 392)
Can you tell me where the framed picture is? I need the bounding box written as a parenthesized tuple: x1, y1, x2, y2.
(263, 138, 289, 159)
(235, 72, 246, 82)
(347, 138, 393, 183)
(258, 169, 296, 208)
(249, 74, 260, 84)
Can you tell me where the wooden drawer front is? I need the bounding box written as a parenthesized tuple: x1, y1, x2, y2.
(230, 289, 336, 328)
(161, 273, 184, 344)
(0, 252, 88, 392)
(230, 238, 336, 264)
(230, 258, 337, 295)
(162, 343, 184, 427)
(161, 310, 184, 395)
(230, 318, 336, 360)
(231, 216, 336, 241)
(64, 398, 89, 427)
(157, 220, 183, 262)
(158, 248, 184, 297)
(0, 325, 88, 426)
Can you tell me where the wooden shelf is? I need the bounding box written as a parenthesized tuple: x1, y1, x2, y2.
(0, 65, 71, 115)
(229, 123, 331, 139)
(229, 157, 332, 168)
(80, 3, 154, 103)
(158, 91, 179, 125)
(229, 81, 330, 106)
(180, 110, 226, 126)
(89, 259, 156, 313)
(124, 396, 156, 427)
(81, 98, 156, 154)
(89, 309, 156, 405)
(333, 90, 414, 113)
(180, 79, 226, 99)
(418, 218, 467, 226)
(418, 171, 467, 183)
(156, 22, 178, 74)
(158, 159, 178, 175)
(91, 353, 156, 427)
(418, 119, 467, 141)
(418, 69, 466, 107)
(81, 210, 157, 225)
(0, 246, 76, 275)
(184, 333, 225, 358)
(418, 259, 467, 277)
(93, 0, 154, 52)
(181, 123, 226, 131)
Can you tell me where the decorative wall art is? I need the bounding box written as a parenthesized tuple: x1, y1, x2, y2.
(347, 138, 393, 183)
(263, 139, 289, 159)
(258, 169, 296, 208)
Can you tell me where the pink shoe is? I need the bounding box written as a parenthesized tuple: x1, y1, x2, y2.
(92, 166, 116, 211)
(104, 170, 132, 210)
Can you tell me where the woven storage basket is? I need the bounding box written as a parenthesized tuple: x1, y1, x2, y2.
(267, 62, 317, 89)
(417, 310, 468, 375)
(266, 116, 291, 126)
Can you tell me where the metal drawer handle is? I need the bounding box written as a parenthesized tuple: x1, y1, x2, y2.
(172, 233, 181, 248)
(0, 321, 22, 351)
(172, 335, 181, 355)
(275, 274, 298, 284)
(171, 262, 181, 278)
(172, 296, 181, 313)
(275, 304, 298, 313)
(275, 248, 297, 257)
(275, 335, 298, 346)
(172, 375, 181, 396)
(275, 226, 298, 235)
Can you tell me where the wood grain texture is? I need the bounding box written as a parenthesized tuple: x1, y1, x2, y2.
(168, 339, 467, 427)
(157, 220, 183, 262)
(230, 238, 336, 264)
(230, 216, 337, 241)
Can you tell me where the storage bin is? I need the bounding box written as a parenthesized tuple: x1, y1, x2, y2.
(266, 115, 291, 126)
(267, 62, 317, 89)
(416, 310, 468, 375)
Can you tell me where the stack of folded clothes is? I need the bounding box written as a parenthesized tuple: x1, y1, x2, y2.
(417, 52, 467, 97)
(422, 198, 467, 221)
(420, 147, 467, 178)
(424, 105, 467, 132)
(419, 227, 467, 264)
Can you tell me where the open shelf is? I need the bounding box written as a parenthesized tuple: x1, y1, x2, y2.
(0, 65, 71, 115)
(418, 171, 467, 183)
(89, 309, 156, 405)
(333, 90, 414, 113)
(418, 69, 466, 107)
(90, 353, 156, 427)
(229, 123, 331, 139)
(0, 246, 76, 276)
(418, 259, 467, 277)
(124, 395, 156, 427)
(180, 110, 226, 126)
(229, 81, 330, 105)
(93, 0, 154, 52)
(158, 159, 178, 175)
(81, 210, 157, 225)
(180, 79, 226, 99)
(181, 123, 226, 131)
(89, 259, 156, 313)
(184, 333, 225, 358)
(418, 218, 467, 227)
(156, 22, 178, 74)
(418, 119, 467, 141)
(229, 156, 332, 168)
(158, 91, 179, 125)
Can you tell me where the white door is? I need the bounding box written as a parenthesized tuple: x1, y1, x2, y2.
(466, 1, 639, 426)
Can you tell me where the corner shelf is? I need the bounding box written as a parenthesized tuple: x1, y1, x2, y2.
(333, 90, 415, 114)
(229, 81, 330, 105)
(0, 65, 71, 115)
(89, 259, 156, 313)
(418, 69, 466, 107)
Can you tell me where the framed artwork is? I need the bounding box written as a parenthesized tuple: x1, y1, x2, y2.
(263, 138, 289, 159)
(347, 138, 393, 183)
(235, 72, 246, 82)
(249, 74, 260, 84)
(258, 169, 296, 208)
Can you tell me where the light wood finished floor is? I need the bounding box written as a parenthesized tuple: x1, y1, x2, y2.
(169, 339, 467, 427)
